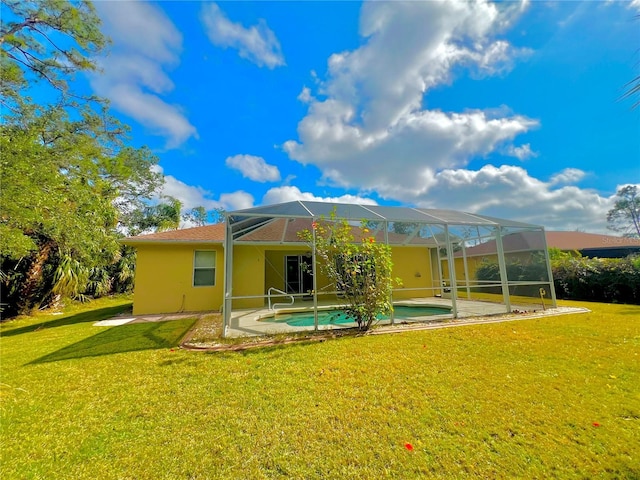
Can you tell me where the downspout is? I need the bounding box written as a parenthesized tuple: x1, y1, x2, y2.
(436, 241, 445, 296)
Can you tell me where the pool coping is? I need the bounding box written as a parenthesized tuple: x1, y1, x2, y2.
(256, 302, 453, 326)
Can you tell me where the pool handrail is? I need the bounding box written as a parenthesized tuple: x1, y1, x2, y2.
(268, 287, 295, 311)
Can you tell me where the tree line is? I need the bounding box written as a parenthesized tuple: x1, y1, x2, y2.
(0, 1, 214, 317)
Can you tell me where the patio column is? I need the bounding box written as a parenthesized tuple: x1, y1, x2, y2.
(312, 218, 318, 331)
(495, 225, 511, 313)
(444, 225, 458, 319)
(384, 220, 394, 325)
(462, 241, 471, 300)
(540, 227, 558, 308)
(222, 219, 234, 338)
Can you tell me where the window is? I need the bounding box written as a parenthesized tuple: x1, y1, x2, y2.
(194, 251, 216, 286)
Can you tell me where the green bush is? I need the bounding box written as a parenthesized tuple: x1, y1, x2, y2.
(475, 252, 640, 304)
(298, 213, 396, 331)
(475, 256, 548, 296)
(552, 255, 640, 304)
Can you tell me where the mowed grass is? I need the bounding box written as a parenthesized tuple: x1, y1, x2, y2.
(1, 298, 639, 479)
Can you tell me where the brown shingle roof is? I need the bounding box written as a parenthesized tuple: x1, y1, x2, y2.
(461, 231, 640, 256)
(545, 231, 640, 250)
(236, 218, 438, 245)
(123, 223, 640, 252)
(121, 223, 225, 244)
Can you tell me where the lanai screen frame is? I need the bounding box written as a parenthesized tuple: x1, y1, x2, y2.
(222, 201, 557, 337)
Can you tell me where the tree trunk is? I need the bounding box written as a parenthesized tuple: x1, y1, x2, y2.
(17, 240, 55, 314)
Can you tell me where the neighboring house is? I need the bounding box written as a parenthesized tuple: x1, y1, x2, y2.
(123, 201, 556, 320)
(451, 231, 640, 284)
(545, 231, 640, 258)
(457, 231, 640, 260)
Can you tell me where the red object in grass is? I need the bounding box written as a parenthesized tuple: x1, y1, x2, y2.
(404, 443, 414, 451)
(170, 348, 175, 352)
(312, 221, 318, 230)
(592, 422, 601, 427)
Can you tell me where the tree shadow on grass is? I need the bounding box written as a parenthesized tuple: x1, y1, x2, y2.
(1, 304, 133, 338)
(29, 318, 196, 364)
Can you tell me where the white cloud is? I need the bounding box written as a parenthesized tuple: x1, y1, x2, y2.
(549, 168, 586, 186)
(225, 154, 281, 182)
(262, 186, 377, 206)
(219, 191, 255, 210)
(152, 165, 252, 213)
(284, 0, 536, 199)
(201, 3, 285, 69)
(153, 166, 220, 211)
(297, 86, 313, 103)
(414, 165, 613, 233)
(630, 0, 640, 13)
(91, 2, 197, 149)
(505, 143, 538, 161)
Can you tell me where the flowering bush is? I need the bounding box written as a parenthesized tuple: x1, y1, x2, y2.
(299, 212, 395, 330)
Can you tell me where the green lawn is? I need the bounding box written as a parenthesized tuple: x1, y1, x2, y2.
(1, 297, 639, 479)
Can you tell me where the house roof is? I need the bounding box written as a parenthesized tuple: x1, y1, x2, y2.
(122, 201, 545, 247)
(121, 223, 225, 244)
(235, 217, 438, 245)
(545, 231, 640, 250)
(460, 230, 640, 257)
(122, 212, 640, 254)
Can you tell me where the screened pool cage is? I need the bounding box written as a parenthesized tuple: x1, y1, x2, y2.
(222, 201, 556, 338)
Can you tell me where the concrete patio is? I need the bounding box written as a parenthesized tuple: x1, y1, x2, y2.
(225, 297, 546, 338)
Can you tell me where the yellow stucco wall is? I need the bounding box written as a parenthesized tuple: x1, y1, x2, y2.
(132, 243, 442, 314)
(391, 247, 435, 299)
(132, 243, 224, 315)
(231, 245, 265, 309)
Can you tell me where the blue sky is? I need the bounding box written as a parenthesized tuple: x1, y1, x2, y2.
(85, 0, 639, 232)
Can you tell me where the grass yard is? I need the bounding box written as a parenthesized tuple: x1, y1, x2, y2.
(1, 297, 639, 479)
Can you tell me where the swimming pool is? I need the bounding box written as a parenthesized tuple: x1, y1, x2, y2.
(261, 305, 451, 327)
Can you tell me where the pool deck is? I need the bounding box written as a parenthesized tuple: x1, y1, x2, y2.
(226, 297, 542, 338)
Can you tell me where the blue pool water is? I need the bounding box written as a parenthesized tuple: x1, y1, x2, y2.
(262, 305, 451, 327)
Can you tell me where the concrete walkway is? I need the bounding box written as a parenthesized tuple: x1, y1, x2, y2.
(93, 312, 208, 327)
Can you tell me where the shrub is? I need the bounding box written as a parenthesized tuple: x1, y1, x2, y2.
(552, 255, 640, 304)
(298, 213, 396, 330)
(475, 252, 640, 304)
(475, 256, 548, 296)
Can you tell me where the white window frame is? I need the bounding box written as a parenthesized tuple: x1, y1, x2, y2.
(193, 250, 216, 287)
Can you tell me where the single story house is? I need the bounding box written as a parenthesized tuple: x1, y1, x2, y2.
(123, 201, 558, 335)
